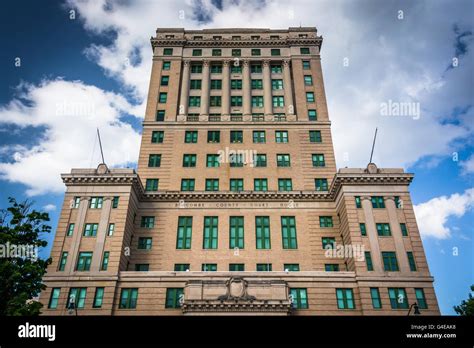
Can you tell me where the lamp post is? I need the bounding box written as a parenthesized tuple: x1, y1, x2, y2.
(407, 302, 421, 316)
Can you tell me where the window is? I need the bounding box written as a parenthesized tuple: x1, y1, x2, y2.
(89, 197, 103, 209)
(304, 75, 313, 86)
(281, 216, 297, 249)
(254, 154, 267, 167)
(229, 216, 244, 249)
(277, 154, 290, 167)
(163, 48, 173, 55)
(185, 131, 198, 143)
(59, 252, 68, 271)
(270, 65, 283, 74)
(231, 80, 242, 90)
(232, 49, 241, 57)
(400, 223, 408, 236)
(76, 252, 92, 271)
(290, 288, 308, 309)
(159, 92, 167, 103)
(162, 61, 171, 70)
(229, 264, 244, 271)
(271, 49, 281, 56)
(325, 264, 340, 272)
(319, 216, 333, 228)
(371, 288, 382, 309)
(174, 264, 190, 271)
(206, 154, 220, 167)
(212, 49, 221, 56)
(365, 251, 374, 271)
(336, 289, 355, 309)
(151, 131, 164, 143)
(407, 252, 417, 271)
(165, 288, 183, 308)
(83, 223, 98, 237)
(309, 130, 321, 143)
(230, 153, 244, 167)
(190, 79, 201, 89)
(182, 154, 196, 167)
(230, 179, 244, 192)
(67, 288, 87, 309)
(275, 131, 288, 143)
(300, 47, 310, 54)
(415, 288, 428, 309)
(371, 196, 385, 208)
(135, 264, 149, 271)
(202, 263, 217, 271)
(251, 64, 262, 74)
(256, 263, 272, 271)
(251, 79, 263, 89)
(176, 217, 192, 249)
(306, 92, 315, 102)
(308, 109, 317, 121)
(252, 96, 264, 107)
(231, 65, 242, 73)
(394, 196, 402, 208)
(107, 223, 115, 236)
(355, 196, 362, 208)
(138, 237, 152, 250)
(93, 287, 104, 308)
(278, 179, 293, 191)
(156, 110, 165, 121)
(188, 96, 201, 107)
(253, 130, 266, 143)
(190, 64, 202, 73)
(302, 60, 310, 70)
(360, 223, 367, 236)
(230, 130, 243, 143)
(181, 179, 195, 191)
(382, 252, 399, 271)
(284, 264, 300, 272)
(101, 251, 109, 271)
(205, 179, 219, 191)
(207, 131, 220, 143)
(312, 154, 325, 167)
(254, 179, 268, 191)
(255, 216, 271, 249)
(251, 48, 261, 56)
(272, 96, 284, 107)
(67, 223, 74, 237)
(148, 154, 161, 167)
(73, 197, 80, 208)
(376, 223, 391, 236)
(119, 288, 138, 309)
(210, 79, 222, 89)
(271, 79, 284, 90)
(322, 237, 335, 249)
(315, 178, 328, 191)
(145, 179, 159, 191)
(161, 76, 169, 87)
(141, 216, 155, 228)
(48, 288, 60, 309)
(210, 64, 222, 74)
(388, 288, 408, 309)
(192, 49, 202, 56)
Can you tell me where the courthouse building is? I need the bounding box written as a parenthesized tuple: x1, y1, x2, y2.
(40, 27, 440, 315)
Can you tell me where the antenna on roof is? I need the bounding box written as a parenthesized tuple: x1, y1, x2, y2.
(97, 128, 106, 165)
(369, 127, 378, 164)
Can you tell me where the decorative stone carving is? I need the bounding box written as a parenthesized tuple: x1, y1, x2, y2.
(218, 277, 256, 301)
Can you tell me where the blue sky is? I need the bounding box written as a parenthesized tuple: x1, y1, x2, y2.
(0, 0, 472, 314)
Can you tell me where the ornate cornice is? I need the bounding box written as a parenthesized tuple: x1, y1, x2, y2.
(151, 38, 322, 50)
(181, 300, 292, 313)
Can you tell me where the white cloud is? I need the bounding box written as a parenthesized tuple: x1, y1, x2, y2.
(42, 204, 57, 212)
(0, 79, 141, 196)
(414, 188, 474, 239)
(460, 154, 474, 174)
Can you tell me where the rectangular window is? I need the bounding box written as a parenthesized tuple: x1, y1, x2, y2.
(101, 251, 109, 271)
(319, 216, 333, 228)
(302, 60, 311, 70)
(304, 75, 313, 86)
(210, 79, 222, 89)
(231, 49, 241, 57)
(188, 96, 201, 107)
(206, 154, 220, 167)
(205, 179, 219, 191)
(67, 288, 87, 309)
(138, 237, 152, 250)
(231, 65, 242, 73)
(271, 79, 283, 90)
(190, 64, 202, 73)
(48, 288, 61, 309)
(156, 110, 165, 121)
(284, 264, 300, 272)
(160, 76, 169, 86)
(89, 197, 103, 209)
(76, 252, 92, 271)
(251, 64, 262, 74)
(163, 48, 173, 55)
(190, 79, 202, 90)
(254, 154, 267, 167)
(83, 223, 98, 237)
(256, 263, 272, 272)
(290, 288, 308, 309)
(300, 47, 310, 54)
(151, 131, 164, 143)
(400, 223, 408, 236)
(67, 223, 75, 237)
(148, 154, 161, 167)
(230, 153, 244, 167)
(309, 130, 321, 143)
(174, 264, 190, 271)
(312, 154, 325, 167)
(278, 178, 293, 191)
(277, 154, 290, 167)
(229, 263, 244, 271)
(254, 178, 268, 191)
(59, 252, 68, 271)
(325, 264, 340, 272)
(119, 288, 138, 309)
(275, 130, 288, 143)
(371, 196, 385, 208)
(107, 223, 115, 236)
(281, 216, 297, 249)
(253, 130, 265, 143)
(202, 263, 217, 271)
(365, 251, 374, 271)
(145, 179, 159, 192)
(192, 49, 202, 56)
(182, 154, 197, 167)
(230, 179, 244, 192)
(382, 252, 399, 271)
(336, 288, 355, 309)
(388, 288, 408, 309)
(306, 92, 315, 102)
(415, 288, 428, 309)
(251, 96, 264, 107)
(271, 64, 282, 73)
(251, 79, 263, 89)
(176, 217, 192, 249)
(355, 196, 362, 208)
(315, 178, 328, 191)
(73, 196, 80, 208)
(210, 64, 222, 74)
(394, 196, 403, 208)
(212, 49, 221, 56)
(207, 131, 220, 143)
(165, 288, 183, 308)
(407, 251, 417, 271)
(322, 237, 335, 249)
(231, 79, 242, 90)
(135, 264, 149, 271)
(255, 216, 270, 249)
(229, 216, 244, 249)
(376, 223, 391, 236)
(360, 223, 367, 236)
(159, 92, 167, 103)
(272, 96, 284, 107)
(181, 179, 195, 191)
(184, 130, 198, 143)
(230, 130, 243, 143)
(370, 288, 382, 309)
(308, 109, 317, 121)
(140, 216, 155, 228)
(162, 61, 171, 70)
(251, 48, 261, 56)
(93, 287, 104, 308)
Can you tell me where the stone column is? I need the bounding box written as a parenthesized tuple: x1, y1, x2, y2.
(65, 197, 89, 274)
(200, 60, 210, 117)
(242, 60, 252, 116)
(90, 197, 113, 273)
(361, 196, 383, 273)
(282, 59, 294, 115)
(385, 196, 410, 273)
(222, 60, 230, 117)
(179, 60, 190, 117)
(262, 59, 273, 117)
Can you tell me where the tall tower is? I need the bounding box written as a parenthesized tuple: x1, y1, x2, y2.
(40, 28, 439, 315)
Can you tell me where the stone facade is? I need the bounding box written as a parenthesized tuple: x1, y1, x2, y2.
(40, 27, 439, 315)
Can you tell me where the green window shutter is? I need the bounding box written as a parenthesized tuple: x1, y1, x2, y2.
(203, 217, 218, 249)
(281, 216, 297, 249)
(255, 216, 271, 249)
(176, 217, 192, 249)
(229, 216, 244, 249)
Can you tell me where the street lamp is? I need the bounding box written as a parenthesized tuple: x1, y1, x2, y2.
(407, 302, 421, 316)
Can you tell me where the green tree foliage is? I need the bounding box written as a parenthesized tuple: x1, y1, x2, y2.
(0, 198, 52, 315)
(453, 285, 474, 316)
